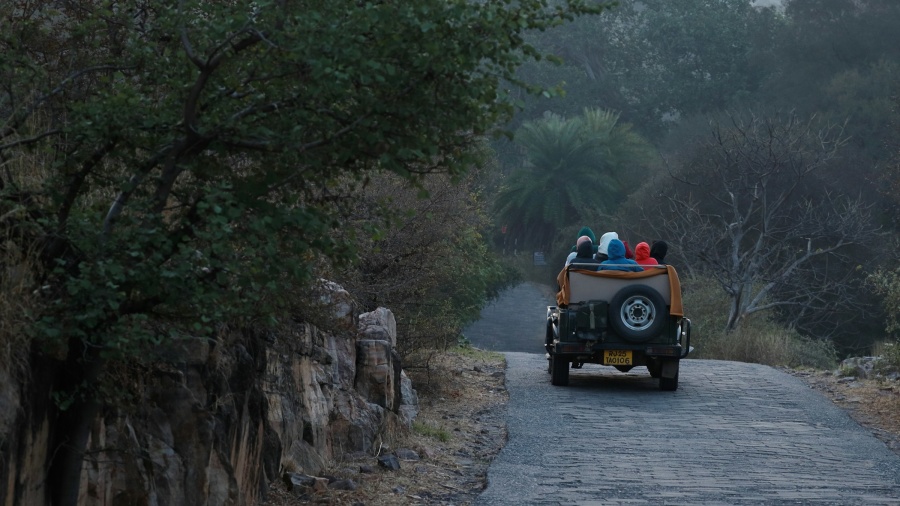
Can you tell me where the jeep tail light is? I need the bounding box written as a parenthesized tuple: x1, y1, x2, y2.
(646, 346, 678, 356)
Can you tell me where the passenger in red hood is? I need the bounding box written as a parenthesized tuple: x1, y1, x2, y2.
(634, 242, 658, 266)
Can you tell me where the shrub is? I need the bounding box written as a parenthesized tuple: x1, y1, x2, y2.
(413, 421, 451, 443)
(683, 275, 837, 369)
(869, 267, 900, 336)
(872, 340, 900, 375)
(335, 170, 519, 359)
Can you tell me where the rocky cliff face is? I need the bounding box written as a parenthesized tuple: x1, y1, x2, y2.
(0, 281, 417, 505)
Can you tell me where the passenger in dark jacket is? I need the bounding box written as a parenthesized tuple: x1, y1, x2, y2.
(565, 226, 599, 265)
(566, 238, 602, 269)
(649, 240, 669, 265)
(598, 239, 644, 272)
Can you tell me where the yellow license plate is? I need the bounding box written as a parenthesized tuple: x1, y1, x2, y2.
(604, 350, 632, 366)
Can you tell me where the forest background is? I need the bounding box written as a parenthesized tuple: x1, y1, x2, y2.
(492, 0, 900, 363)
(1, 0, 900, 503)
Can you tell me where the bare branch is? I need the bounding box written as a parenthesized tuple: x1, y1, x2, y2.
(651, 111, 880, 332)
(0, 129, 62, 151)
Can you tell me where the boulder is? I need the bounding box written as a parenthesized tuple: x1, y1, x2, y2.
(358, 307, 398, 347)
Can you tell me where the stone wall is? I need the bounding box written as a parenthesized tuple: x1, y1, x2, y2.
(0, 281, 417, 505)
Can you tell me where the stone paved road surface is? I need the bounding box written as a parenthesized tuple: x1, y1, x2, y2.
(463, 281, 557, 353)
(465, 282, 900, 505)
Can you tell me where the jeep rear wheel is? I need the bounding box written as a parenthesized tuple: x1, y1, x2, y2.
(550, 354, 570, 386)
(659, 360, 680, 391)
(660, 372, 679, 391)
(609, 285, 667, 342)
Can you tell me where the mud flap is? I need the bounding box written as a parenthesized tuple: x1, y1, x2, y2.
(661, 360, 679, 379)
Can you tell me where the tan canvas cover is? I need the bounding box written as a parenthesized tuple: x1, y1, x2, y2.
(556, 265, 684, 317)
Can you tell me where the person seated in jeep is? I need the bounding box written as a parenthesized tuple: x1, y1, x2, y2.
(595, 231, 618, 262)
(565, 236, 602, 268)
(598, 238, 644, 272)
(634, 241, 658, 266)
(565, 226, 599, 265)
(650, 240, 669, 265)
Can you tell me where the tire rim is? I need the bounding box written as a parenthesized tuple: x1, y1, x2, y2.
(620, 295, 655, 331)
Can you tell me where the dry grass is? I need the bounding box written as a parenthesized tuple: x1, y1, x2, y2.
(264, 347, 508, 505)
(683, 275, 837, 369)
(0, 230, 41, 377)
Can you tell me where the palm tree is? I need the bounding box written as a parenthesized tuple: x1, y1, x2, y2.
(494, 108, 655, 249)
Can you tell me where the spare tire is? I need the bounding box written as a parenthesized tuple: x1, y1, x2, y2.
(608, 284, 667, 342)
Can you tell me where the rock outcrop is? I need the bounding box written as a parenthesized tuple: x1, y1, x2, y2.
(0, 281, 417, 505)
(838, 356, 900, 381)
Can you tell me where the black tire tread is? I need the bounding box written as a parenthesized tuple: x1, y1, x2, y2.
(550, 354, 570, 386)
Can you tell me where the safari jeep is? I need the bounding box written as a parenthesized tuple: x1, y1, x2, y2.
(546, 263, 691, 390)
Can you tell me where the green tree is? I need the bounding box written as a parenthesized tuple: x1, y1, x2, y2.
(761, 0, 900, 115)
(336, 167, 518, 359)
(494, 108, 655, 249)
(0, 1, 606, 503)
(514, 0, 779, 136)
(869, 267, 900, 336)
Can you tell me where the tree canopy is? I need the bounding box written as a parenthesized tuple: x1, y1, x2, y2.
(2, 0, 607, 358)
(0, 1, 608, 503)
(494, 108, 655, 249)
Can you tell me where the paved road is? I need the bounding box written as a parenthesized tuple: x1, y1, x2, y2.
(464, 282, 900, 505)
(463, 281, 557, 353)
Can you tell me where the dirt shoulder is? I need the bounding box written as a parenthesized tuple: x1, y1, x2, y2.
(786, 368, 900, 456)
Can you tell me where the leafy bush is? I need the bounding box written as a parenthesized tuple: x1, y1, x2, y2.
(335, 170, 519, 359)
(869, 267, 900, 335)
(873, 341, 900, 375)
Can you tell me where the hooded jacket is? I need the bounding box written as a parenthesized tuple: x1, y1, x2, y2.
(650, 241, 669, 265)
(566, 227, 599, 264)
(566, 239, 602, 269)
(570, 227, 598, 252)
(598, 239, 644, 272)
(634, 242, 658, 266)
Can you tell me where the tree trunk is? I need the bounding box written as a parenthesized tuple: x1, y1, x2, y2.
(48, 344, 106, 506)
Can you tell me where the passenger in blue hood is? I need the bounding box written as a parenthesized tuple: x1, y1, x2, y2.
(598, 239, 644, 272)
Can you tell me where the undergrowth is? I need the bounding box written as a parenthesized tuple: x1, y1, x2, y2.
(452, 342, 504, 361)
(412, 421, 451, 442)
(682, 275, 837, 369)
(873, 340, 900, 374)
